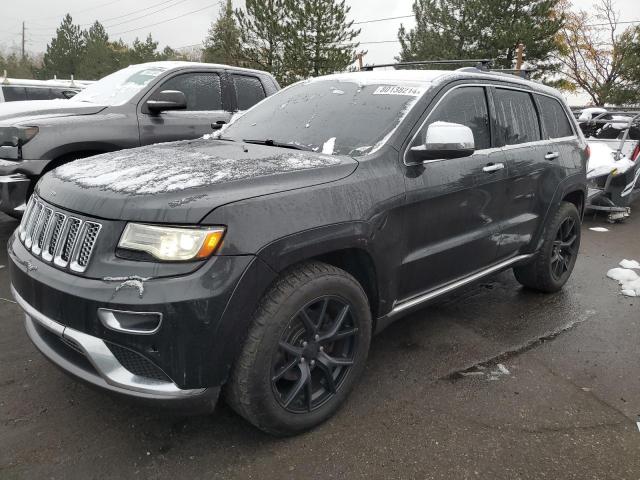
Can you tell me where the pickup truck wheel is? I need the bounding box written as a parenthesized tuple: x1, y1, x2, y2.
(224, 261, 371, 436)
(513, 201, 581, 292)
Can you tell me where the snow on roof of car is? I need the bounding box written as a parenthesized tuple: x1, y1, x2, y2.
(310, 68, 563, 98)
(127, 61, 272, 77)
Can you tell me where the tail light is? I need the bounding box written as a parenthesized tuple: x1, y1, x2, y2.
(585, 144, 591, 160)
(631, 144, 639, 162)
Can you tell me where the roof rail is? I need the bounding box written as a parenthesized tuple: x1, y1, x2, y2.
(361, 59, 493, 72)
(489, 68, 537, 79)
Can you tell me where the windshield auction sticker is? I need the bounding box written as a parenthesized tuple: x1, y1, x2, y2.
(373, 85, 426, 96)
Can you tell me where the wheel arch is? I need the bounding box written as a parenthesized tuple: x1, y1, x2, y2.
(256, 223, 388, 323)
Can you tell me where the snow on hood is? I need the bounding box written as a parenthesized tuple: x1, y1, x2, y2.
(0, 99, 105, 124)
(587, 141, 635, 179)
(52, 139, 343, 196)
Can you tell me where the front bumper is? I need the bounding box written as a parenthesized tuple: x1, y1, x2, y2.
(14, 286, 220, 410)
(9, 228, 278, 399)
(0, 173, 30, 215)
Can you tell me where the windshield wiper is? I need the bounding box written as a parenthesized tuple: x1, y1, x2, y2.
(242, 139, 313, 151)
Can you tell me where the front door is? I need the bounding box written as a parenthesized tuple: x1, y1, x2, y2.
(138, 71, 232, 145)
(399, 85, 509, 301)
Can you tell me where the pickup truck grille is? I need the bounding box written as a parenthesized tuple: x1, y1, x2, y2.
(17, 196, 102, 273)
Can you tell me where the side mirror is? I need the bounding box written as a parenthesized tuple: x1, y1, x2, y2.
(146, 90, 187, 113)
(409, 121, 475, 162)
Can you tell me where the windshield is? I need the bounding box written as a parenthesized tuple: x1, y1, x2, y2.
(71, 65, 169, 106)
(221, 79, 428, 156)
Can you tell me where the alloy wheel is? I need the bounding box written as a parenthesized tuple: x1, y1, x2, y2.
(271, 296, 359, 413)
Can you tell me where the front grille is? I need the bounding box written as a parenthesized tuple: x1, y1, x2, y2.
(17, 195, 102, 273)
(106, 343, 170, 382)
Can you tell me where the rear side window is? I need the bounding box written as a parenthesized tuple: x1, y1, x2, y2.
(2, 86, 27, 101)
(157, 73, 222, 111)
(425, 86, 491, 150)
(233, 74, 266, 110)
(25, 87, 54, 100)
(537, 95, 574, 139)
(493, 88, 541, 146)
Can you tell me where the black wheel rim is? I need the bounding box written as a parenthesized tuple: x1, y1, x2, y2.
(271, 296, 359, 414)
(550, 216, 578, 281)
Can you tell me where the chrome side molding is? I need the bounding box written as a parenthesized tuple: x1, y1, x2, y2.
(389, 254, 534, 318)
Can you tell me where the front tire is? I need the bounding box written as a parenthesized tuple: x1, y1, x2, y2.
(224, 261, 372, 436)
(513, 201, 581, 292)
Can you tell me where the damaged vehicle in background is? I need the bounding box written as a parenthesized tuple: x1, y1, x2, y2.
(0, 61, 279, 218)
(9, 67, 587, 436)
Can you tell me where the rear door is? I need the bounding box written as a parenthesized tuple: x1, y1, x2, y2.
(399, 85, 509, 300)
(491, 87, 558, 258)
(138, 70, 232, 145)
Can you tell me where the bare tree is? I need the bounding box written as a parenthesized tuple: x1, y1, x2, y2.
(555, 0, 637, 105)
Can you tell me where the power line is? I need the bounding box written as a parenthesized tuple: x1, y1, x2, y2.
(85, 0, 180, 25)
(353, 14, 413, 25)
(103, 0, 191, 29)
(110, 3, 217, 36)
(27, 0, 126, 22)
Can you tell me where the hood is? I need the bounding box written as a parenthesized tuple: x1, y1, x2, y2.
(0, 100, 105, 125)
(37, 138, 358, 224)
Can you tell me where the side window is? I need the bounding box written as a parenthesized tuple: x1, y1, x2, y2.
(537, 95, 574, 139)
(25, 87, 53, 100)
(155, 73, 222, 111)
(493, 88, 541, 146)
(2, 86, 27, 102)
(423, 86, 491, 150)
(233, 74, 266, 110)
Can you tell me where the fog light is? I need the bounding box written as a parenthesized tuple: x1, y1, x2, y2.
(98, 308, 162, 334)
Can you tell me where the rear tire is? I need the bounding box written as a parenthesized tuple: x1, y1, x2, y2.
(224, 261, 372, 436)
(513, 201, 581, 292)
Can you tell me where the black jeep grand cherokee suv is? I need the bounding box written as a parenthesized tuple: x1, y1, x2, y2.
(9, 68, 587, 436)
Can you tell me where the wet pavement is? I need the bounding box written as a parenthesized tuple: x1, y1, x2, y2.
(1, 203, 639, 479)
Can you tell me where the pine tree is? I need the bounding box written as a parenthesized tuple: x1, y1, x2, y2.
(236, 0, 288, 82)
(77, 22, 117, 80)
(283, 0, 359, 83)
(42, 14, 86, 78)
(128, 34, 163, 64)
(203, 0, 244, 66)
(398, 0, 564, 71)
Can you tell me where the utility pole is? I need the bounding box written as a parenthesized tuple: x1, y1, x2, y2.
(21, 21, 25, 60)
(355, 50, 368, 71)
(515, 43, 525, 72)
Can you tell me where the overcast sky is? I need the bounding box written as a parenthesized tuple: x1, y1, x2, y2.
(2, 0, 638, 67)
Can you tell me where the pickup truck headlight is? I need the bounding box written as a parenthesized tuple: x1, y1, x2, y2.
(118, 224, 225, 261)
(0, 126, 39, 147)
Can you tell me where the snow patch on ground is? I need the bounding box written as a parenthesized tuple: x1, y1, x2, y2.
(589, 227, 609, 232)
(460, 363, 511, 381)
(620, 259, 640, 269)
(53, 140, 342, 195)
(322, 137, 336, 155)
(331, 88, 345, 95)
(607, 264, 640, 297)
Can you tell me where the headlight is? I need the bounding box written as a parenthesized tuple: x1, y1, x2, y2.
(118, 224, 225, 261)
(0, 126, 39, 147)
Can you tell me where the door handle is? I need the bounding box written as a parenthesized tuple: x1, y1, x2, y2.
(211, 121, 227, 130)
(545, 151, 559, 160)
(482, 163, 505, 173)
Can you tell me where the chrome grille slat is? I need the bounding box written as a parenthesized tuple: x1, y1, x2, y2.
(24, 202, 44, 249)
(32, 207, 53, 255)
(19, 195, 101, 274)
(42, 212, 66, 262)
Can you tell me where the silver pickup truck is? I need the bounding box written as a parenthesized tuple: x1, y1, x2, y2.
(0, 61, 279, 217)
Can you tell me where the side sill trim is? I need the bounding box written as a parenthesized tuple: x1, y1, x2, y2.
(389, 253, 534, 318)
(11, 285, 205, 398)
